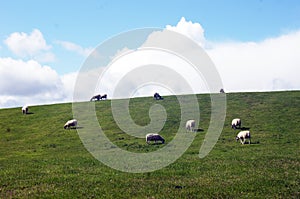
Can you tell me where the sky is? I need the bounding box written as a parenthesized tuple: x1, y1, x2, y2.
(1, 0, 300, 108)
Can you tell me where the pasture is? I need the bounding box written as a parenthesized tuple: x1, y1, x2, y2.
(0, 91, 299, 198)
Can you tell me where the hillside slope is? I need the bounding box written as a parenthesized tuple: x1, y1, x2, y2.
(0, 91, 299, 198)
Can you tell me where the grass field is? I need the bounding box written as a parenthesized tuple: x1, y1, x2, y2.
(0, 91, 299, 198)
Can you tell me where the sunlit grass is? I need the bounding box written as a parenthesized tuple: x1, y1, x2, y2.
(0, 91, 299, 198)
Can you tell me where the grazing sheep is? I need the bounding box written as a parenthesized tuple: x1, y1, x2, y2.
(153, 92, 163, 100)
(90, 94, 101, 101)
(231, 118, 241, 129)
(22, 106, 28, 114)
(236, 130, 251, 144)
(186, 120, 196, 132)
(100, 94, 107, 100)
(146, 133, 165, 144)
(64, 119, 78, 129)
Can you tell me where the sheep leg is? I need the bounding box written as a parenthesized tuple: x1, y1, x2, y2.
(240, 138, 244, 144)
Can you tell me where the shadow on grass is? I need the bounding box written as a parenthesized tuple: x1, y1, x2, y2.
(147, 142, 164, 145)
(65, 126, 84, 130)
(238, 141, 259, 145)
(240, 127, 250, 130)
(195, 128, 204, 132)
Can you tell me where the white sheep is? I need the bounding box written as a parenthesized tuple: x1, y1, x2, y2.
(186, 120, 196, 132)
(22, 106, 28, 114)
(64, 119, 78, 129)
(146, 133, 165, 144)
(231, 118, 241, 129)
(236, 130, 251, 144)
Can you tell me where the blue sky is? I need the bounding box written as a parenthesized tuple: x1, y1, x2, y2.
(2, 1, 300, 41)
(1, 0, 300, 107)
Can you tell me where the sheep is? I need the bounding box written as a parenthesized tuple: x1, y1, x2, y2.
(64, 119, 78, 129)
(22, 105, 28, 114)
(146, 133, 165, 144)
(231, 118, 241, 129)
(236, 130, 251, 144)
(90, 94, 101, 101)
(153, 92, 163, 100)
(186, 120, 196, 132)
(100, 94, 107, 100)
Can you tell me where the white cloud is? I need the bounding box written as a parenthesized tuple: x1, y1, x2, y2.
(0, 58, 59, 95)
(166, 17, 300, 92)
(0, 31, 94, 108)
(0, 30, 95, 108)
(166, 17, 206, 48)
(60, 71, 78, 102)
(56, 40, 94, 57)
(4, 29, 55, 62)
(0, 57, 73, 108)
(34, 52, 56, 63)
(73, 67, 105, 102)
(89, 30, 211, 100)
(1, 18, 299, 108)
(83, 23, 300, 101)
(100, 48, 207, 97)
(206, 30, 300, 92)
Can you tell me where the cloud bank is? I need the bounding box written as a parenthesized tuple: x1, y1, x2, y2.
(93, 17, 300, 99)
(1, 18, 300, 108)
(0, 57, 74, 107)
(207, 31, 300, 92)
(167, 17, 300, 92)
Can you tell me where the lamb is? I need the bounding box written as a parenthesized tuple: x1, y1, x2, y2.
(64, 119, 78, 129)
(231, 118, 241, 129)
(22, 106, 28, 114)
(146, 133, 165, 144)
(236, 130, 251, 144)
(186, 120, 196, 132)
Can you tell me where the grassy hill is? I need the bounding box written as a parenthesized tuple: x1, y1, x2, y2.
(0, 91, 299, 198)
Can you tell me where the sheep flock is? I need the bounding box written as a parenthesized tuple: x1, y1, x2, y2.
(20, 92, 253, 146)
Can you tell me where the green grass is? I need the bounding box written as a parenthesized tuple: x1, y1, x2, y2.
(0, 91, 299, 198)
